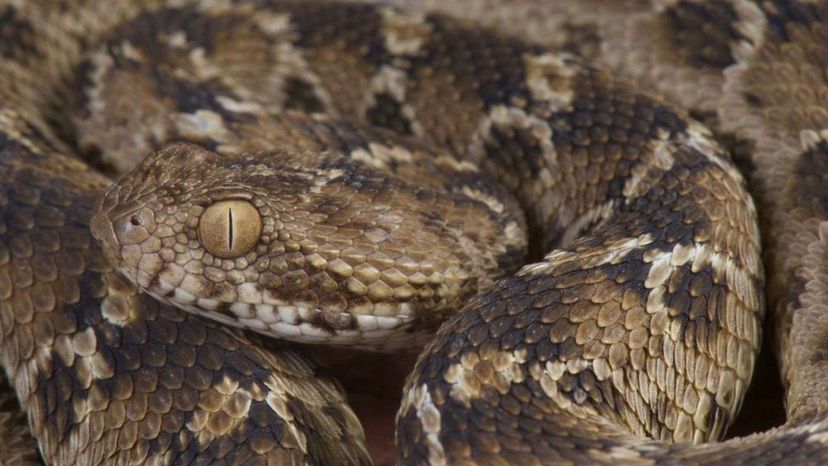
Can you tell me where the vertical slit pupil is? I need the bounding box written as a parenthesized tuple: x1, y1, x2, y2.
(228, 207, 234, 251)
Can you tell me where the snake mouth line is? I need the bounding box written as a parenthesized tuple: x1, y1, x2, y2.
(143, 274, 429, 350)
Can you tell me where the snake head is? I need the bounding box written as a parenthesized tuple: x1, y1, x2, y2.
(91, 142, 522, 350)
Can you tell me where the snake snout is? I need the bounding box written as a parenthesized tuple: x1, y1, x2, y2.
(110, 207, 156, 245)
(91, 201, 157, 268)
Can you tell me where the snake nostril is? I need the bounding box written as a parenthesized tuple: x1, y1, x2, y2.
(110, 208, 154, 245)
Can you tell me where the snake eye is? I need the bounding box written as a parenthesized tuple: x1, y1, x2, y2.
(198, 200, 262, 258)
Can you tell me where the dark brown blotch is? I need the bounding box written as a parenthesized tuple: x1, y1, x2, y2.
(365, 93, 413, 135)
(0, 6, 40, 61)
(287, 1, 389, 67)
(413, 15, 539, 109)
(788, 139, 828, 219)
(560, 23, 601, 61)
(662, 0, 746, 69)
(761, 0, 825, 43)
(284, 76, 327, 113)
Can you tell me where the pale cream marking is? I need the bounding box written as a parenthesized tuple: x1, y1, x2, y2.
(400, 384, 447, 466)
(468, 103, 563, 242)
(444, 349, 527, 407)
(84, 49, 116, 113)
(623, 139, 676, 199)
(263, 384, 304, 455)
(100, 295, 138, 327)
(651, 0, 765, 67)
(558, 200, 617, 248)
(238, 282, 262, 304)
(350, 141, 415, 171)
(727, 0, 768, 63)
(0, 110, 51, 156)
(181, 0, 245, 14)
(807, 429, 828, 446)
(524, 52, 577, 110)
(215, 96, 266, 115)
(158, 263, 185, 289)
(188, 376, 257, 444)
(150, 272, 426, 348)
(681, 121, 738, 176)
(251, 11, 292, 36)
(362, 65, 424, 135)
(175, 109, 233, 141)
(460, 186, 505, 214)
(522, 233, 655, 277)
(197, 297, 220, 311)
(173, 287, 197, 304)
(380, 7, 432, 56)
(801, 129, 828, 151)
(26, 328, 113, 406)
(538, 365, 581, 411)
(164, 30, 188, 49)
(305, 167, 352, 194)
(504, 221, 523, 249)
(531, 358, 605, 418)
(487, 105, 555, 152)
(468, 106, 561, 228)
(188, 47, 223, 81)
(154, 9, 323, 114)
(231, 302, 255, 318)
(269, 34, 337, 115)
(277, 305, 299, 324)
(432, 154, 479, 173)
(644, 241, 759, 313)
(120, 40, 144, 62)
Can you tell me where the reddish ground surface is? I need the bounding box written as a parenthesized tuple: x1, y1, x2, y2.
(317, 350, 418, 466)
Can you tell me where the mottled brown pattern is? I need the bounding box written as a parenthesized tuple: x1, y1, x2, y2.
(0, 139, 370, 465)
(719, 0, 828, 430)
(0, 0, 827, 465)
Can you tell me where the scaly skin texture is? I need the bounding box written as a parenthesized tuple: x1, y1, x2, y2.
(0, 0, 826, 465)
(0, 2, 370, 464)
(0, 143, 371, 465)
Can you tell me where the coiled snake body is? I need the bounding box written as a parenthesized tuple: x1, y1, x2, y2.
(0, 0, 826, 464)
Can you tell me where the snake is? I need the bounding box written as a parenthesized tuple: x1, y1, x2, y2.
(0, 0, 826, 464)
